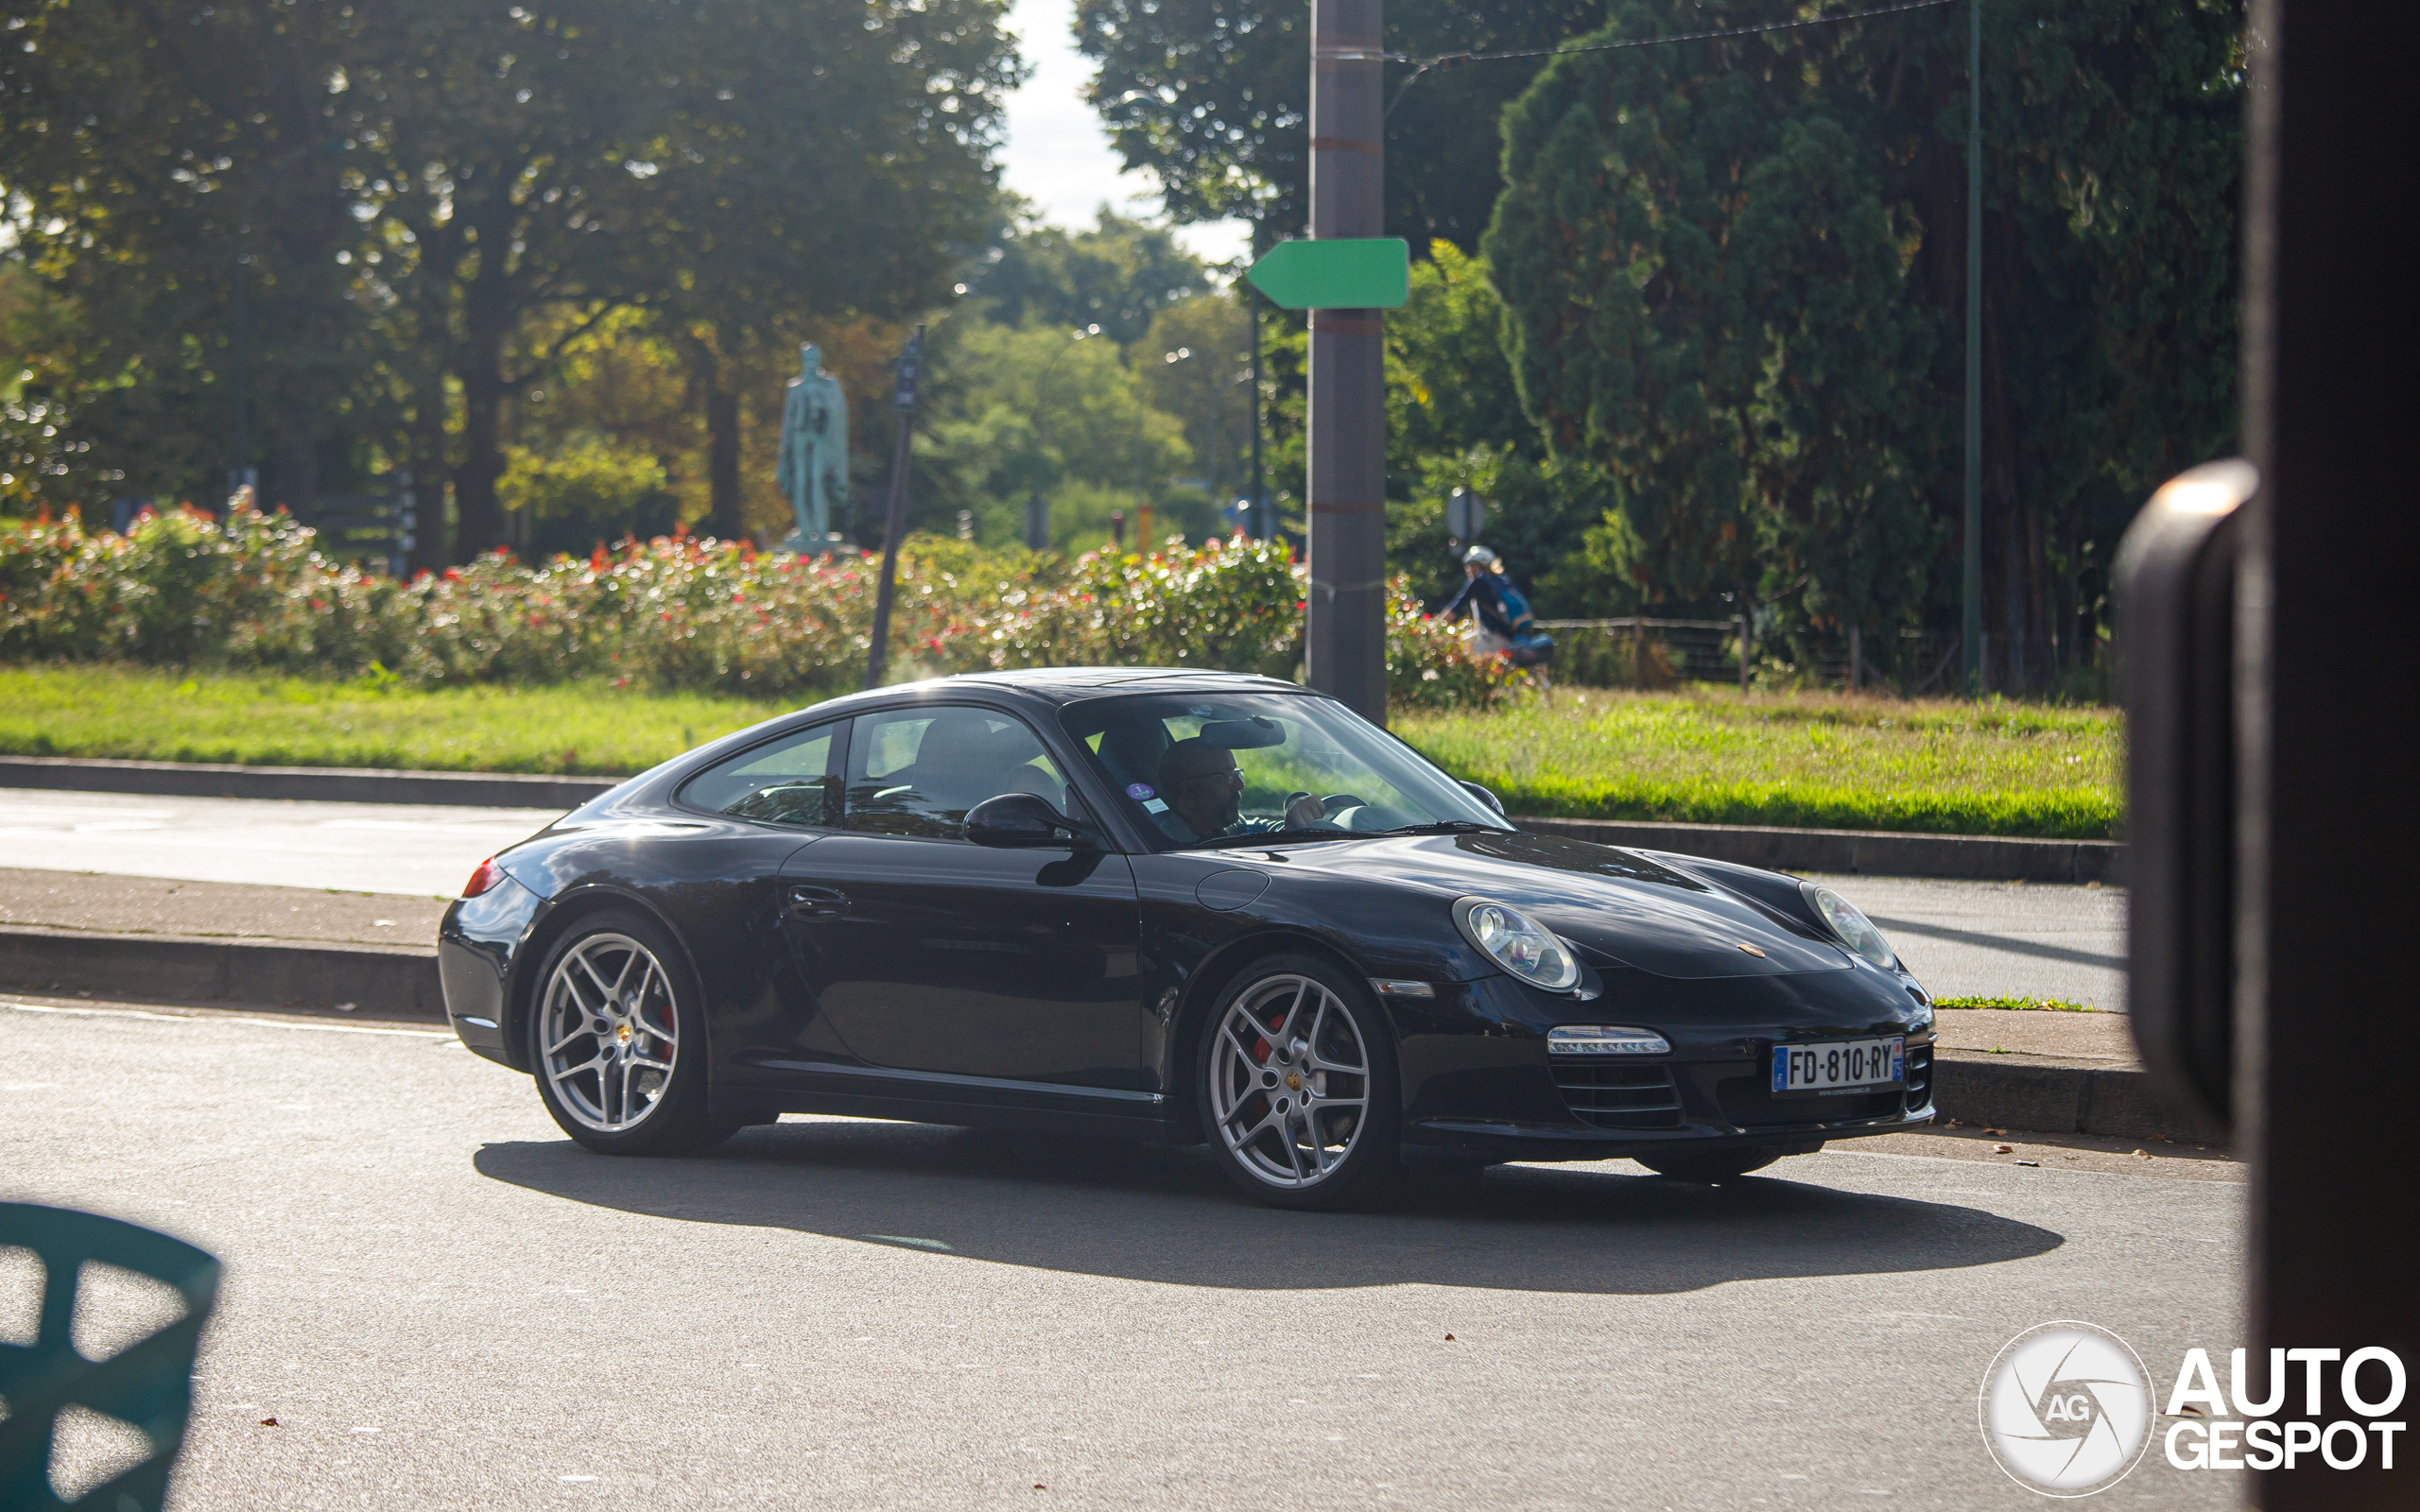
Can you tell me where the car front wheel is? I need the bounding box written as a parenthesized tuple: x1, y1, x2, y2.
(1200, 954, 1400, 1211)
(528, 910, 730, 1156)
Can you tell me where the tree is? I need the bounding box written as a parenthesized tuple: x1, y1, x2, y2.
(1, 0, 382, 512)
(1073, 0, 1620, 249)
(1485, 0, 2240, 668)
(967, 207, 1210, 346)
(916, 318, 1190, 549)
(1136, 293, 1253, 505)
(3, 0, 1020, 565)
(631, 0, 1019, 538)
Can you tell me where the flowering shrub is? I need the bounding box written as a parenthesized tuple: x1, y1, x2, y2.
(0, 507, 1529, 708)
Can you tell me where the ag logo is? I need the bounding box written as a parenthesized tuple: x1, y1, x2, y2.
(1979, 1322, 2154, 1496)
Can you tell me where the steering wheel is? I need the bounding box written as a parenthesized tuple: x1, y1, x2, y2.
(1320, 793, 1371, 816)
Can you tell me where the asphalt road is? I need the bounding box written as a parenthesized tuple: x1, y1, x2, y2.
(4, 996, 2238, 1510)
(0, 786, 2129, 1006)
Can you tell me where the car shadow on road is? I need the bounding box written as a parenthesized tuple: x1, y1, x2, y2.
(473, 1119, 2062, 1295)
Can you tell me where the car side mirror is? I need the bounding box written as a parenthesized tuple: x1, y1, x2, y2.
(965, 792, 1084, 850)
(1460, 780, 1506, 816)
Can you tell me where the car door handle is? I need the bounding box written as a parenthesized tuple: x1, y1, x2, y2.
(786, 885, 849, 918)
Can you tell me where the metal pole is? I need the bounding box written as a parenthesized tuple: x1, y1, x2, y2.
(1961, 0, 1983, 696)
(1305, 0, 1388, 723)
(231, 245, 251, 497)
(1248, 284, 1267, 539)
(863, 324, 925, 691)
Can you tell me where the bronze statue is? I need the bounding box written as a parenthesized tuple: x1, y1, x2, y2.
(774, 343, 849, 551)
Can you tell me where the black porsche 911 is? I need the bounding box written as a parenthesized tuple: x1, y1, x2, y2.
(439, 668, 1935, 1209)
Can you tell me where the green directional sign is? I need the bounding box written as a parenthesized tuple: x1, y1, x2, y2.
(1246, 238, 1409, 310)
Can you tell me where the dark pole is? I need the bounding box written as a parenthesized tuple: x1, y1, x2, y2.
(2236, 6, 2420, 1500)
(1305, 0, 1388, 723)
(863, 324, 925, 691)
(1248, 284, 1267, 539)
(231, 244, 251, 497)
(1960, 0, 1983, 694)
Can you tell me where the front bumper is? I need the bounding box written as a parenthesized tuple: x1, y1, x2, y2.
(1392, 971, 1936, 1162)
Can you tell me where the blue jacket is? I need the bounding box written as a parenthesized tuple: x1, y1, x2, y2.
(1440, 571, 1538, 641)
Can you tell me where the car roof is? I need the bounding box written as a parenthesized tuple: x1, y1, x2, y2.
(793, 667, 1311, 716)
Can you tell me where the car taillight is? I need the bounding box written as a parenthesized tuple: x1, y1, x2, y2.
(462, 857, 505, 898)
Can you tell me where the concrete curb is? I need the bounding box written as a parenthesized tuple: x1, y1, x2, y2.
(1, 928, 2213, 1141)
(0, 925, 444, 1022)
(0, 754, 616, 810)
(1513, 816, 2123, 885)
(1930, 1054, 2223, 1143)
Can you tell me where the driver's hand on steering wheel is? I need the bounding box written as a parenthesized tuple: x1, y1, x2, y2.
(1282, 791, 1329, 829)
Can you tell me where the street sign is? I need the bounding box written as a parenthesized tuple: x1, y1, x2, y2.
(1446, 487, 1484, 542)
(1246, 238, 1409, 311)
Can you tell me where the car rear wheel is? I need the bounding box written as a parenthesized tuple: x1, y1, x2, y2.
(1200, 954, 1399, 1211)
(1639, 1149, 1790, 1183)
(529, 911, 730, 1156)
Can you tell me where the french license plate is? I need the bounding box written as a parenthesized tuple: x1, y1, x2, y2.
(1772, 1036, 1904, 1095)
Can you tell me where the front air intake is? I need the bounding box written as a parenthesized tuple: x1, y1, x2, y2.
(1552, 1061, 1684, 1130)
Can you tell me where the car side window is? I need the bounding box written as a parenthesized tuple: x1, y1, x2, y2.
(680, 722, 843, 827)
(842, 706, 1070, 840)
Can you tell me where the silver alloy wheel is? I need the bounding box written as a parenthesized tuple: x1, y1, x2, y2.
(538, 932, 680, 1133)
(1209, 974, 1370, 1188)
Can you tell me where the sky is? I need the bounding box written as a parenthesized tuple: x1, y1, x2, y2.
(995, 0, 1253, 266)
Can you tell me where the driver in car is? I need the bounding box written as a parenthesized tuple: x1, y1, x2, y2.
(1158, 737, 1329, 842)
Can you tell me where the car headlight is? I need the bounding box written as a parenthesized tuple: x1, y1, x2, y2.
(1454, 897, 1582, 991)
(1803, 883, 1898, 971)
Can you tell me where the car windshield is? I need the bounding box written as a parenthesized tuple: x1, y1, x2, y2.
(1060, 690, 1513, 849)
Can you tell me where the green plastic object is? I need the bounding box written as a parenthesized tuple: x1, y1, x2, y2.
(1245, 238, 1410, 310)
(0, 1204, 221, 1512)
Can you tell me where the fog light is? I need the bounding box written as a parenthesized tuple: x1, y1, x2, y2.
(1547, 1025, 1669, 1056)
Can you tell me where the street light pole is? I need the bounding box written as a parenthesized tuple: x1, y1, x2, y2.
(1961, 0, 1983, 695)
(1305, 0, 1389, 723)
(1248, 284, 1267, 539)
(863, 324, 925, 691)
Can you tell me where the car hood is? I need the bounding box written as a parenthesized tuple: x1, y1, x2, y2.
(1280, 830, 1850, 981)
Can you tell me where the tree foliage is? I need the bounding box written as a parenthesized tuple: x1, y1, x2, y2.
(1073, 0, 1619, 249)
(966, 207, 1208, 344)
(1484, 0, 2241, 662)
(0, 0, 1016, 561)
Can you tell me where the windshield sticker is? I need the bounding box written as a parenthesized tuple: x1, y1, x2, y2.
(1141, 799, 1170, 814)
(1126, 782, 1156, 799)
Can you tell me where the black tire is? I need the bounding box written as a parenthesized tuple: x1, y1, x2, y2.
(1639, 1149, 1787, 1183)
(1197, 953, 1401, 1211)
(527, 909, 733, 1157)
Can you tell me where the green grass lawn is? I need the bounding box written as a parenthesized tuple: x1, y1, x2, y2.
(0, 664, 800, 775)
(1, 665, 2122, 837)
(1393, 688, 2121, 839)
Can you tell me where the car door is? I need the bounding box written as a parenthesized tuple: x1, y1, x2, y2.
(774, 703, 1150, 1094)
(665, 717, 852, 1076)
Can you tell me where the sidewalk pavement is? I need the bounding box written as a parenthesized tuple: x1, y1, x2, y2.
(0, 868, 449, 946)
